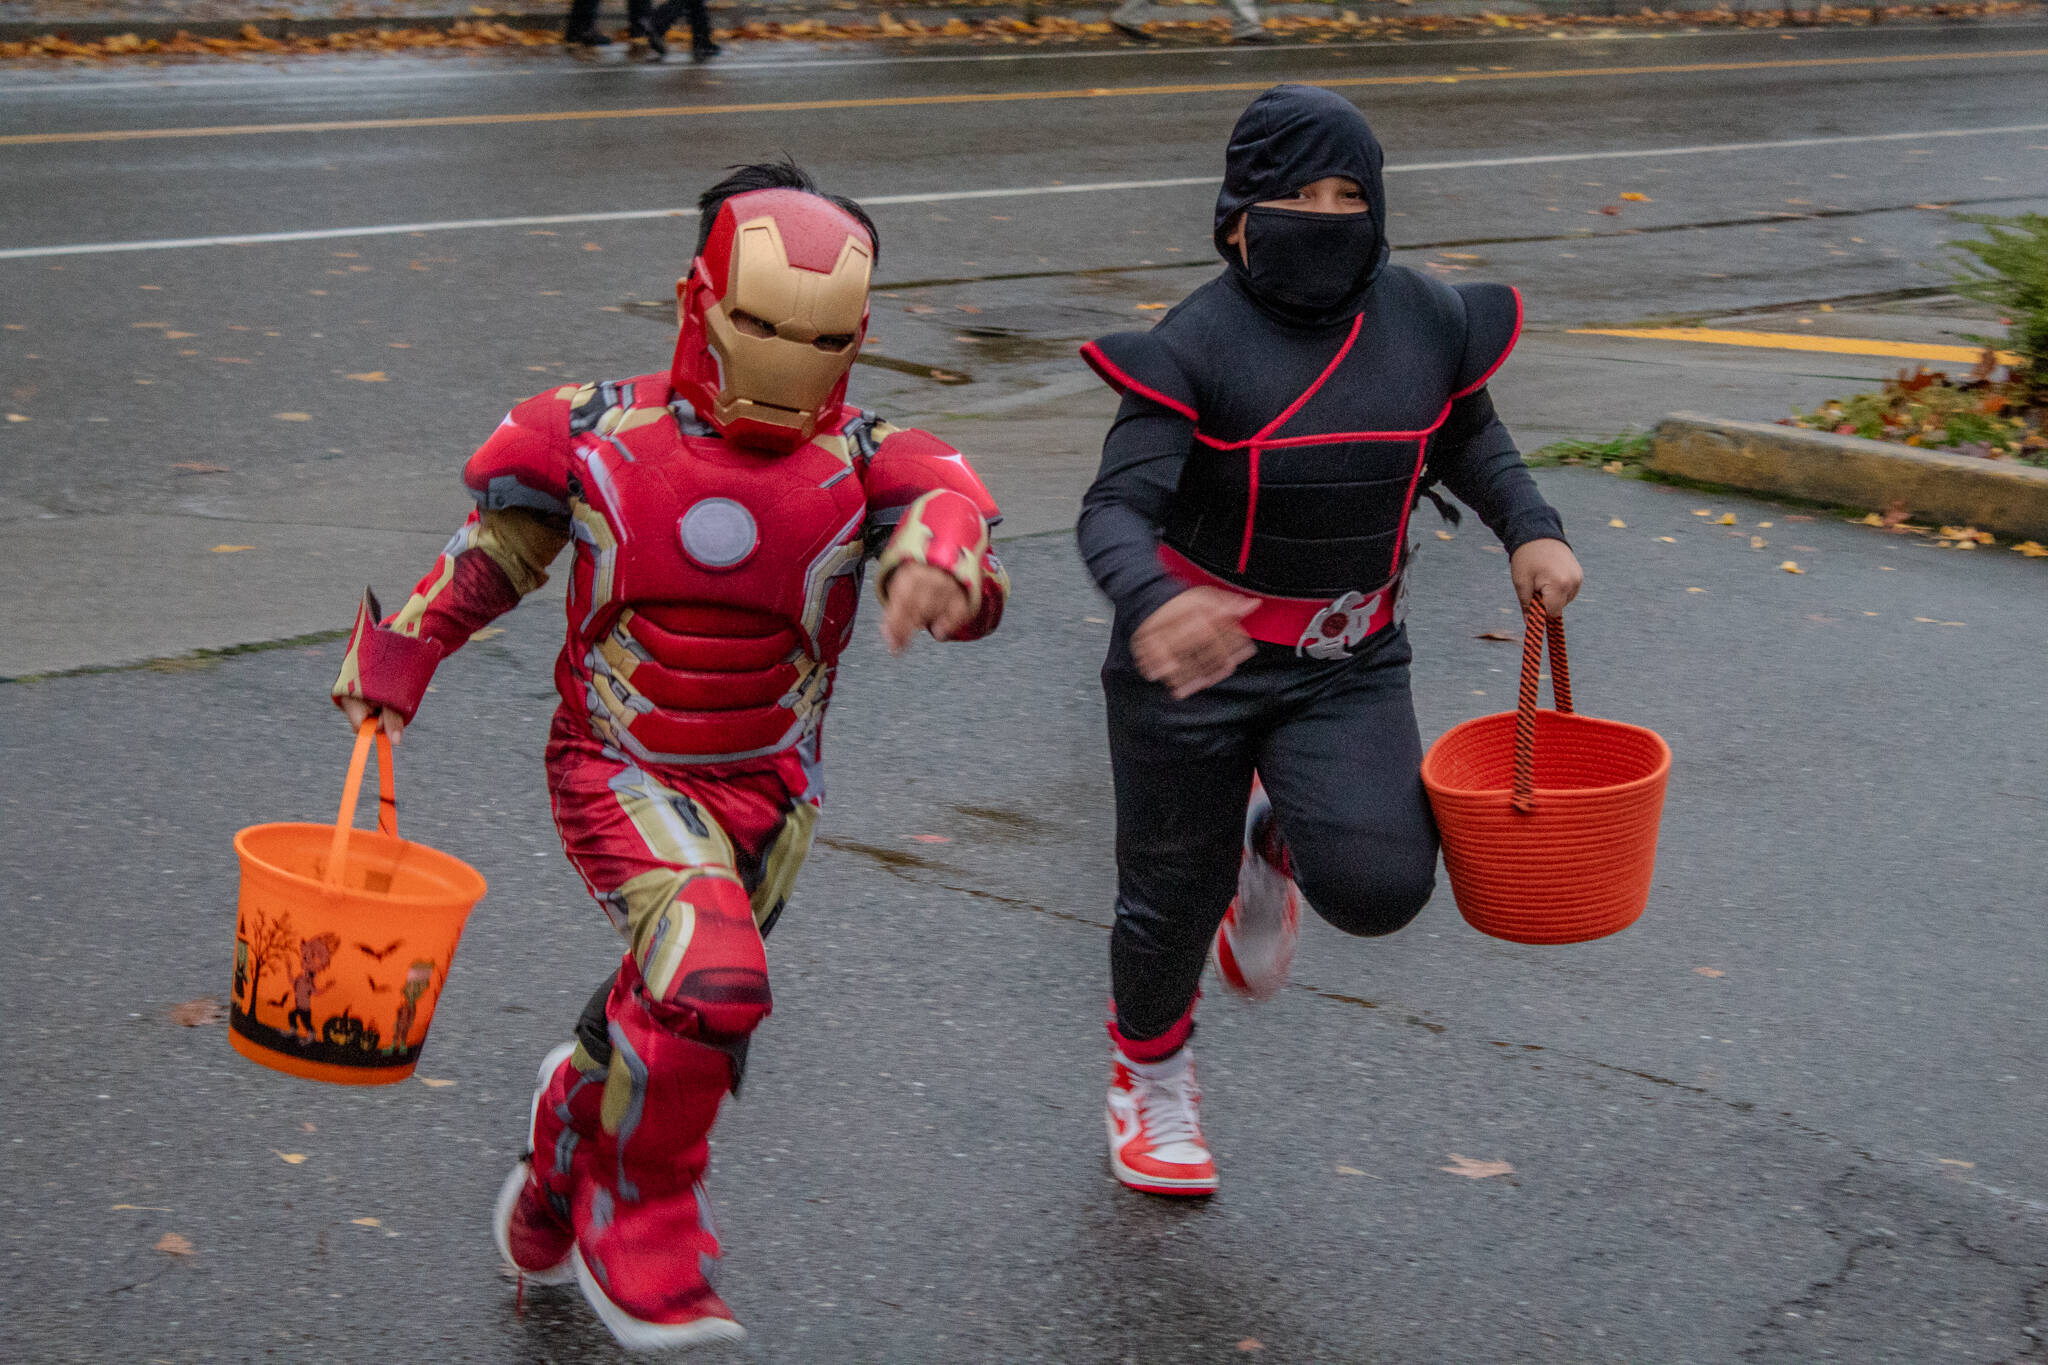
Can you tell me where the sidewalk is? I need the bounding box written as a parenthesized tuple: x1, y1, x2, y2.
(4, 0, 2025, 49)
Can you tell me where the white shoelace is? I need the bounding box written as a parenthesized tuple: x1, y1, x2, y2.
(1134, 1069, 1203, 1150)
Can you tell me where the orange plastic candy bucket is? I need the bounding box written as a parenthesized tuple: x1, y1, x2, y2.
(1422, 603, 1671, 945)
(229, 721, 487, 1085)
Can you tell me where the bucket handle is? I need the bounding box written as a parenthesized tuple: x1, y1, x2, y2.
(325, 719, 398, 889)
(1511, 599, 1574, 815)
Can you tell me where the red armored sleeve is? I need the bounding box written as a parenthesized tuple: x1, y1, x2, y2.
(864, 424, 1008, 643)
(331, 389, 576, 723)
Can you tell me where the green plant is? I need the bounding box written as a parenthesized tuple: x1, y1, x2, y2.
(1949, 212, 2048, 398)
(1526, 429, 1652, 470)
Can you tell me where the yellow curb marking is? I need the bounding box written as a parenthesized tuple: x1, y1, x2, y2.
(1569, 327, 2024, 369)
(4, 48, 2047, 148)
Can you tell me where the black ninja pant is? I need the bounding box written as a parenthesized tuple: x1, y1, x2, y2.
(1104, 625, 1439, 1043)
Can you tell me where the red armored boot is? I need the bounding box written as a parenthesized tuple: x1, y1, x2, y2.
(493, 1038, 607, 1286)
(571, 970, 746, 1349)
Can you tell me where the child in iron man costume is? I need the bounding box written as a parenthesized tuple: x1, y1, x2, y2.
(329, 162, 1008, 1350)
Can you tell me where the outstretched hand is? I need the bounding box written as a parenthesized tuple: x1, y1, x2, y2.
(880, 563, 974, 655)
(1132, 587, 1258, 700)
(340, 695, 406, 745)
(1510, 538, 1583, 618)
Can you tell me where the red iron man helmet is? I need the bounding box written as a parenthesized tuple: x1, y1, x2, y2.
(672, 188, 875, 454)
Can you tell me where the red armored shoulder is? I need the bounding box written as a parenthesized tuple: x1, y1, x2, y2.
(864, 425, 1001, 525)
(463, 386, 577, 516)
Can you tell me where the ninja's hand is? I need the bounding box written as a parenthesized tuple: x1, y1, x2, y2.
(1510, 537, 1583, 618)
(340, 695, 407, 745)
(1133, 587, 1257, 700)
(880, 563, 975, 655)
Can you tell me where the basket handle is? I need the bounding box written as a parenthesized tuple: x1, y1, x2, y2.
(1511, 599, 1574, 815)
(325, 719, 398, 889)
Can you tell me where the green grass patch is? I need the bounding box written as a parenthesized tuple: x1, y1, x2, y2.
(1526, 429, 1653, 471)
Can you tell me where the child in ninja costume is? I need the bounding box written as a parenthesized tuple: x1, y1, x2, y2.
(331, 160, 1008, 1347)
(1077, 85, 1584, 1196)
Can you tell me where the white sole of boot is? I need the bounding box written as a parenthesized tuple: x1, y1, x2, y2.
(573, 1249, 748, 1351)
(491, 1041, 578, 1286)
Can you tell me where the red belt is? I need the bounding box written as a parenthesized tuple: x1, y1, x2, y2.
(1158, 545, 1402, 659)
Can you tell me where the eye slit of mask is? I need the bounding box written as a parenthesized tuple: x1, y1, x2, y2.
(812, 333, 856, 354)
(729, 309, 778, 339)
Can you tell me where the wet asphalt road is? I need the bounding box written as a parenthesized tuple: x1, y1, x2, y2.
(3, 20, 2048, 1363)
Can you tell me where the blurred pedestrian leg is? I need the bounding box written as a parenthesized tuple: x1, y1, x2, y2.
(564, 0, 612, 46)
(1110, 0, 1271, 43)
(648, 0, 720, 60)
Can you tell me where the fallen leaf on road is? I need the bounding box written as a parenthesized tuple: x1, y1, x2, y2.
(165, 330, 195, 339)
(1912, 202, 1953, 211)
(112, 1204, 172, 1211)
(1939, 526, 1996, 545)
(1657, 536, 1676, 543)
(1441, 1154, 1514, 1179)
(1619, 191, 1650, 201)
(1786, 514, 1814, 522)
(1686, 587, 1706, 594)
(1694, 967, 1724, 978)
(1779, 561, 1802, 574)
(274, 1151, 307, 1165)
(911, 834, 952, 844)
(1435, 530, 1455, 541)
(1475, 631, 1515, 641)
(1913, 617, 1966, 627)
(171, 462, 228, 474)
(168, 997, 224, 1027)
(132, 321, 170, 329)
(2015, 541, 2048, 557)
(1237, 1341, 1264, 1353)
(1756, 521, 1773, 528)
(274, 412, 311, 422)
(210, 545, 255, 553)
(416, 1077, 456, 1088)
(1716, 513, 1737, 525)
(351, 1217, 382, 1227)
(1692, 508, 1711, 517)
(5, 413, 27, 422)
(582, 243, 602, 252)
(1881, 500, 1911, 528)
(345, 371, 389, 383)
(154, 1233, 194, 1256)
(1751, 536, 1768, 550)
(1608, 518, 1627, 528)
(1937, 1158, 1975, 1168)
(302, 1122, 316, 1132)
(1598, 205, 1621, 216)
(1135, 302, 1170, 311)
(1335, 1164, 1366, 1175)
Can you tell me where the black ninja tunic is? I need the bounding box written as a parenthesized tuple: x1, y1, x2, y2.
(1077, 84, 1570, 1046)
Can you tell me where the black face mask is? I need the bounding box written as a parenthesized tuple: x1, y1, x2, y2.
(1233, 206, 1382, 327)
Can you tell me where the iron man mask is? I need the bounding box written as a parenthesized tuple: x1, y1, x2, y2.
(671, 188, 874, 454)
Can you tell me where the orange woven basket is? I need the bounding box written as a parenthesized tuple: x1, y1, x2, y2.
(1421, 602, 1671, 945)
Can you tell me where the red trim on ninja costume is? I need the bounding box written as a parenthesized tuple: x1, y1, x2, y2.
(1450, 286, 1523, 400)
(1237, 447, 1261, 574)
(1252, 313, 1363, 442)
(1108, 999, 1196, 1063)
(1253, 401, 1456, 448)
(1079, 342, 1198, 422)
(1388, 440, 1433, 580)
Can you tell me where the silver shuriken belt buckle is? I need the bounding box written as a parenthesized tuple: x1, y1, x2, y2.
(1297, 589, 1384, 660)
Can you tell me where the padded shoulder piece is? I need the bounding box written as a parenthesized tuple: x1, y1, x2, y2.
(864, 425, 1002, 524)
(1451, 283, 1524, 397)
(1079, 332, 1199, 421)
(462, 386, 577, 517)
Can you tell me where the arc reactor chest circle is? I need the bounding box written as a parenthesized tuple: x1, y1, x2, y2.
(678, 497, 759, 570)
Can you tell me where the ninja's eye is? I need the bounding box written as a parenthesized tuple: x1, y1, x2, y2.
(812, 334, 856, 353)
(729, 310, 777, 339)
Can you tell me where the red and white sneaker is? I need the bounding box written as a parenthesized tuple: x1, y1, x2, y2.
(1106, 1046, 1218, 1196)
(1213, 778, 1300, 1000)
(492, 1041, 580, 1286)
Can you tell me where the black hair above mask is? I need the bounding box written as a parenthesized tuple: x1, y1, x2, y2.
(1214, 84, 1389, 329)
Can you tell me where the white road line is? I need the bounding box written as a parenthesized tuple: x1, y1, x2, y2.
(6, 123, 2046, 261)
(3, 21, 2040, 96)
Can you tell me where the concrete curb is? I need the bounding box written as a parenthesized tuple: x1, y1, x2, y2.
(1648, 412, 2048, 540)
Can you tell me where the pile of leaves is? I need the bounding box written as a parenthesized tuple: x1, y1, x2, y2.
(1787, 211, 2048, 465)
(1, 2, 2033, 61)
(1787, 364, 2047, 466)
